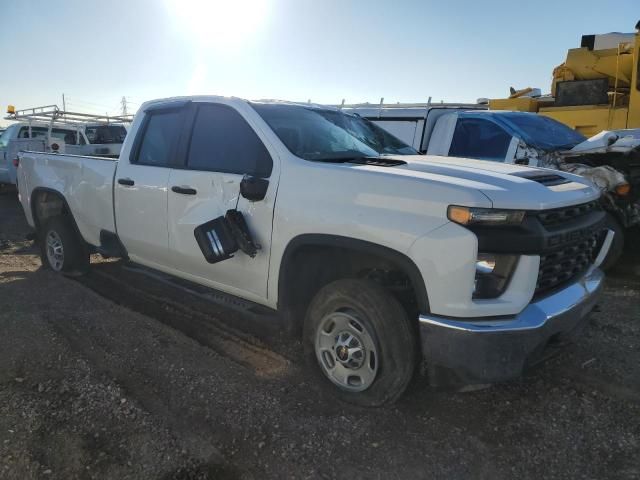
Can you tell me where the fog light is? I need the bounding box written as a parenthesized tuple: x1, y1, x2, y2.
(473, 253, 518, 299)
(475, 254, 496, 274)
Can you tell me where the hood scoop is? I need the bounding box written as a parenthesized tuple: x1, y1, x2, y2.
(511, 170, 570, 187)
(348, 157, 408, 167)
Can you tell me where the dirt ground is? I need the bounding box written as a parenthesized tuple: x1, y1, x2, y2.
(0, 186, 639, 480)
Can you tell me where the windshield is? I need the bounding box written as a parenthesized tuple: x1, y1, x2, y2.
(251, 103, 417, 161)
(0, 126, 14, 147)
(85, 125, 127, 144)
(503, 113, 586, 150)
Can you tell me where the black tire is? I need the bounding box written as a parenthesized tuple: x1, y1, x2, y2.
(303, 279, 418, 407)
(38, 216, 90, 276)
(600, 213, 624, 272)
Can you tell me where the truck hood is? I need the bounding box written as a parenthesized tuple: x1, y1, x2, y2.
(380, 155, 600, 210)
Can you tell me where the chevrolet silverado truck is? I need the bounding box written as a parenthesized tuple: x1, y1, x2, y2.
(17, 96, 613, 406)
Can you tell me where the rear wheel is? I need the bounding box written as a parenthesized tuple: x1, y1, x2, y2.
(39, 216, 89, 275)
(303, 279, 418, 406)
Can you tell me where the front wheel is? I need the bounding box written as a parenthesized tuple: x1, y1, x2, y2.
(39, 216, 89, 275)
(303, 279, 418, 407)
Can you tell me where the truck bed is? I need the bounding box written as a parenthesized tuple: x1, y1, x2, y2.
(18, 151, 117, 247)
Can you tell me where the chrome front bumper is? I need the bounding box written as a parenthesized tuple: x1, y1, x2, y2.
(418, 267, 604, 385)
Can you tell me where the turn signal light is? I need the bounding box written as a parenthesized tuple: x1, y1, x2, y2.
(7, 105, 15, 114)
(615, 183, 631, 196)
(447, 206, 525, 226)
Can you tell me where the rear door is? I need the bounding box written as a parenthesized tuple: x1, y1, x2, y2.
(114, 103, 187, 268)
(166, 101, 278, 302)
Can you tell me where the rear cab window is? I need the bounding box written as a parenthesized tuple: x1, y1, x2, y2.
(85, 125, 127, 144)
(133, 110, 184, 167)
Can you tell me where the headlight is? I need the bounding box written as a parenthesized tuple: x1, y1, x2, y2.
(448, 206, 525, 226)
(473, 253, 518, 299)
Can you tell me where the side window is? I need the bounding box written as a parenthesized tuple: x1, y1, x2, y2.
(449, 118, 512, 161)
(18, 127, 45, 139)
(187, 104, 273, 177)
(135, 110, 182, 166)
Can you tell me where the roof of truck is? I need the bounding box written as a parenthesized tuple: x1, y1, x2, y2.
(140, 96, 340, 112)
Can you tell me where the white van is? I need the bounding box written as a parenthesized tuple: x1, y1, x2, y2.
(0, 121, 128, 185)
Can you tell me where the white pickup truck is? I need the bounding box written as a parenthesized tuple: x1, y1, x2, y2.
(17, 96, 613, 405)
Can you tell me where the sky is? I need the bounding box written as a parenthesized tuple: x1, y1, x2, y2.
(0, 0, 637, 126)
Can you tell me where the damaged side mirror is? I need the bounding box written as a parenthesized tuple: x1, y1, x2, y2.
(194, 209, 260, 263)
(240, 175, 269, 202)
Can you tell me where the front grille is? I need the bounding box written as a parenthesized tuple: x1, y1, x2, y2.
(536, 233, 600, 295)
(537, 201, 600, 227)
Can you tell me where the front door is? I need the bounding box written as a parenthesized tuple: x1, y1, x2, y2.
(167, 102, 277, 302)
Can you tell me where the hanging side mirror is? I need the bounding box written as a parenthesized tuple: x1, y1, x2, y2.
(240, 175, 269, 202)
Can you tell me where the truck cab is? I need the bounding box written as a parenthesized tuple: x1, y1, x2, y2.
(425, 110, 587, 166)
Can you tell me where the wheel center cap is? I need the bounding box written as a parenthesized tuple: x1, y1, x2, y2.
(336, 345, 349, 361)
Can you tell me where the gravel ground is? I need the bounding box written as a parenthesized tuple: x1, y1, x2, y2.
(0, 186, 639, 479)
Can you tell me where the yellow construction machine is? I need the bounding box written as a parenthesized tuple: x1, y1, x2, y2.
(490, 21, 640, 137)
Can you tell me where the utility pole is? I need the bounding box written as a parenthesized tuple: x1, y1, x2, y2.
(120, 96, 128, 116)
(62, 93, 66, 111)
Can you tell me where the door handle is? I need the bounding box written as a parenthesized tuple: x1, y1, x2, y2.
(171, 185, 197, 195)
(118, 178, 135, 186)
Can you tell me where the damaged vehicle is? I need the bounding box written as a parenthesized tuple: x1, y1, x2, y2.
(349, 106, 637, 269)
(426, 111, 638, 268)
(15, 96, 611, 405)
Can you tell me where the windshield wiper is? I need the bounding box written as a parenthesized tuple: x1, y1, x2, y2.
(311, 156, 369, 163)
(312, 156, 407, 167)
